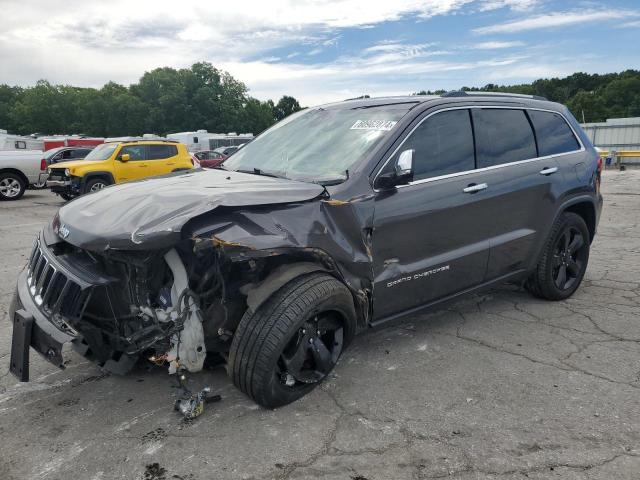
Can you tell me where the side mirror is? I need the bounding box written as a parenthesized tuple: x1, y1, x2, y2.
(396, 149, 414, 179)
(119, 153, 131, 162)
(376, 149, 415, 190)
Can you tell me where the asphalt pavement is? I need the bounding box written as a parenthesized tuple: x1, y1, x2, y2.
(1, 171, 639, 480)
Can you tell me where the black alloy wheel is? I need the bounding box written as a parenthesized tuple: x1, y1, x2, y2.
(228, 272, 355, 408)
(277, 312, 344, 387)
(526, 212, 590, 301)
(552, 225, 588, 291)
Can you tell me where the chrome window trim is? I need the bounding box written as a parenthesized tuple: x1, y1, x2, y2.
(373, 105, 585, 191)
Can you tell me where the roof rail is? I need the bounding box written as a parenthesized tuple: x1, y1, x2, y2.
(105, 138, 178, 144)
(441, 91, 548, 101)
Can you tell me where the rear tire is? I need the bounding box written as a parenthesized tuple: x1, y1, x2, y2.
(228, 273, 355, 408)
(59, 193, 74, 201)
(0, 172, 26, 200)
(526, 212, 590, 300)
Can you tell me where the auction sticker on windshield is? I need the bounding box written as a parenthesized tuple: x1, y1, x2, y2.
(350, 120, 397, 131)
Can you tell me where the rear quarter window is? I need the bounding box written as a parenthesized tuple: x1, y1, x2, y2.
(472, 109, 537, 168)
(528, 110, 581, 156)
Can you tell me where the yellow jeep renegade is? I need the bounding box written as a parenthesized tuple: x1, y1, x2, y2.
(47, 140, 194, 200)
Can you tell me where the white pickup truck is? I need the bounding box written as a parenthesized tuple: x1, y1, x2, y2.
(0, 150, 47, 200)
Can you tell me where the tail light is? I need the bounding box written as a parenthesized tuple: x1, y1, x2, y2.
(40, 158, 47, 171)
(595, 155, 602, 194)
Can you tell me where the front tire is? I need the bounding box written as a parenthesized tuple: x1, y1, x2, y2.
(228, 273, 355, 408)
(0, 172, 26, 200)
(526, 212, 590, 300)
(83, 177, 110, 194)
(58, 192, 75, 201)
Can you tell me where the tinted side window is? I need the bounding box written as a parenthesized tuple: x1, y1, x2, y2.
(71, 149, 91, 158)
(148, 145, 178, 160)
(396, 109, 475, 181)
(120, 145, 147, 160)
(473, 109, 537, 168)
(528, 110, 580, 156)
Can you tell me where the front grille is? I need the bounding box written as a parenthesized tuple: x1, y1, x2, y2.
(26, 240, 91, 333)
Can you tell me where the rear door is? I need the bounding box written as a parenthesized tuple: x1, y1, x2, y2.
(371, 108, 493, 320)
(471, 107, 575, 280)
(113, 145, 148, 182)
(147, 144, 180, 175)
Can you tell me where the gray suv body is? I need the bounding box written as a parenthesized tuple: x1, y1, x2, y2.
(10, 93, 602, 408)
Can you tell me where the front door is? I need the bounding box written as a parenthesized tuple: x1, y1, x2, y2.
(371, 108, 491, 321)
(113, 145, 148, 182)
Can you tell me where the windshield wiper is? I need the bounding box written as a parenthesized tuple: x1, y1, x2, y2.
(234, 168, 288, 179)
(313, 178, 348, 186)
(312, 169, 349, 186)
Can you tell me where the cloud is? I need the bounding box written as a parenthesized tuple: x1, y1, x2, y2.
(0, 0, 635, 107)
(469, 40, 525, 49)
(619, 20, 640, 28)
(474, 9, 640, 34)
(479, 0, 538, 11)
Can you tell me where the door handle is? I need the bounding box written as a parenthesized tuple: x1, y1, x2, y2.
(463, 183, 488, 193)
(539, 167, 558, 176)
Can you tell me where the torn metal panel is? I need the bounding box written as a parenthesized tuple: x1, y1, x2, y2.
(185, 193, 376, 327)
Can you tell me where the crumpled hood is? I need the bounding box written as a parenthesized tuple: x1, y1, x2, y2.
(55, 168, 325, 250)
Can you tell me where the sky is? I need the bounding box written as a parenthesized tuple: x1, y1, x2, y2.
(1, 0, 639, 105)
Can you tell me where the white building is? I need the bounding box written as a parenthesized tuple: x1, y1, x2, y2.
(581, 117, 640, 151)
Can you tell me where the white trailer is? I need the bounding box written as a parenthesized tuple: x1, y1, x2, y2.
(167, 130, 253, 152)
(0, 129, 44, 151)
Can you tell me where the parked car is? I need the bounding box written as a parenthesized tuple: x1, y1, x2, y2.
(0, 150, 47, 200)
(10, 93, 602, 409)
(213, 145, 240, 156)
(194, 150, 226, 168)
(25, 146, 96, 189)
(46, 140, 193, 200)
(44, 146, 94, 166)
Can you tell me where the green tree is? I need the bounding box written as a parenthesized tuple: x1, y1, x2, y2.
(274, 95, 302, 121)
(0, 85, 23, 131)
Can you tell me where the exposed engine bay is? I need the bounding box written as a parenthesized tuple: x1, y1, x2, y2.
(41, 238, 258, 375)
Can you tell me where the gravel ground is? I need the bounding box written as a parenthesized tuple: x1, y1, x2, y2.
(0, 170, 639, 480)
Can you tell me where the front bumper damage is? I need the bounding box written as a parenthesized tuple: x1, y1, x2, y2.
(10, 232, 207, 380)
(47, 173, 81, 197)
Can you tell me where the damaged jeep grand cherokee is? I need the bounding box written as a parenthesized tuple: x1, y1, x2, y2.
(10, 93, 602, 408)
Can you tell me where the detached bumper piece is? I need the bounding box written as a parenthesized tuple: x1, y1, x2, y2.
(10, 309, 65, 382)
